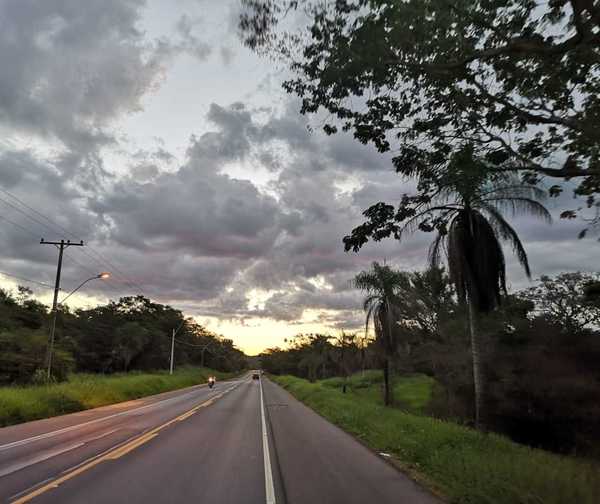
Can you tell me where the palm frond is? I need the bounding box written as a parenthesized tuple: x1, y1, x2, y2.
(480, 204, 532, 278)
(483, 197, 552, 223)
(373, 306, 384, 341)
(365, 303, 377, 337)
(362, 294, 379, 312)
(428, 232, 446, 269)
(479, 184, 547, 201)
(399, 205, 459, 235)
(448, 209, 506, 312)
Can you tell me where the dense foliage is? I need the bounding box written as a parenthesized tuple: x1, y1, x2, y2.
(241, 0, 600, 228)
(261, 269, 600, 456)
(0, 290, 246, 385)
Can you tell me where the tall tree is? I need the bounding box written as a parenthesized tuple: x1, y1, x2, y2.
(402, 267, 456, 340)
(354, 262, 407, 406)
(240, 0, 600, 228)
(521, 272, 600, 334)
(346, 148, 552, 427)
(333, 331, 359, 393)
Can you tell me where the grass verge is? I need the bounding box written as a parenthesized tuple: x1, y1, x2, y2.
(0, 367, 237, 427)
(272, 374, 600, 504)
(321, 370, 435, 413)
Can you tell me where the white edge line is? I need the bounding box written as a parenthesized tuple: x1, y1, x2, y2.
(260, 377, 276, 504)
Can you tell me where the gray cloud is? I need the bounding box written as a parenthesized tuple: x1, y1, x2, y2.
(0, 0, 167, 150)
(0, 0, 595, 346)
(174, 14, 213, 61)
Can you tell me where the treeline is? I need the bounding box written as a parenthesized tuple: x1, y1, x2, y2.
(0, 289, 246, 384)
(260, 269, 600, 457)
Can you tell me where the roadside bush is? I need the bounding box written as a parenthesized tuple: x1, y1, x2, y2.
(0, 366, 237, 427)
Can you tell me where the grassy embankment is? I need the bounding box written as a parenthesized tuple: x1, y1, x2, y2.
(0, 367, 236, 427)
(272, 372, 600, 504)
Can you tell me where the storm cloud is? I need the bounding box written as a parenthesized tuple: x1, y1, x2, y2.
(0, 0, 594, 351)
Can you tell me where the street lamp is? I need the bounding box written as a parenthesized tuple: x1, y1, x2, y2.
(46, 272, 110, 379)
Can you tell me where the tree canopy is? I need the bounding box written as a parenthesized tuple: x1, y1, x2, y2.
(520, 271, 600, 333)
(240, 0, 600, 227)
(0, 290, 247, 384)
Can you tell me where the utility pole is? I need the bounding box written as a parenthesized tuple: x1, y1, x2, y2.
(41, 239, 84, 379)
(169, 319, 186, 375)
(169, 328, 175, 375)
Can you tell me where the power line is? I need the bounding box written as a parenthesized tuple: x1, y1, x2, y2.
(0, 196, 53, 236)
(0, 205, 124, 298)
(63, 251, 120, 296)
(83, 248, 145, 293)
(0, 271, 55, 289)
(0, 187, 75, 238)
(0, 217, 121, 298)
(75, 247, 143, 293)
(0, 214, 41, 239)
(174, 337, 229, 357)
(0, 186, 144, 294)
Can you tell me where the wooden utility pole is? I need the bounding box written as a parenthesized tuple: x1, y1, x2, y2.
(41, 239, 84, 379)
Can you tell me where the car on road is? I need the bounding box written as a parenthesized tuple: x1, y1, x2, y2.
(252, 372, 260, 380)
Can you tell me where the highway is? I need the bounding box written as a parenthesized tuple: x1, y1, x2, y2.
(0, 374, 440, 503)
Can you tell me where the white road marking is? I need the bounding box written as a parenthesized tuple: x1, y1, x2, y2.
(9, 477, 54, 502)
(6, 380, 248, 501)
(0, 443, 84, 478)
(0, 380, 244, 452)
(260, 377, 276, 504)
(0, 428, 120, 479)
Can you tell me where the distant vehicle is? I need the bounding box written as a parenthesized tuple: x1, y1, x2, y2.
(208, 376, 216, 388)
(252, 372, 260, 380)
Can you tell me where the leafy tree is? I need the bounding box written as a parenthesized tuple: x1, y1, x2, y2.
(0, 289, 247, 383)
(113, 322, 151, 371)
(290, 333, 333, 381)
(521, 272, 600, 334)
(584, 279, 600, 305)
(347, 151, 551, 427)
(240, 0, 600, 227)
(0, 328, 73, 383)
(401, 267, 456, 340)
(333, 331, 360, 393)
(16, 286, 33, 305)
(354, 262, 408, 405)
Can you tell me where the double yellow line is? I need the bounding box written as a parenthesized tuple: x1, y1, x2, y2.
(12, 386, 235, 503)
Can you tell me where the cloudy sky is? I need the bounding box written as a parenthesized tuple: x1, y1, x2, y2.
(0, 0, 595, 354)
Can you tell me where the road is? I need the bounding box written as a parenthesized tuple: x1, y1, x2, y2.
(0, 374, 440, 504)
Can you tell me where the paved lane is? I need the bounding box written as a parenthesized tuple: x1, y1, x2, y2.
(262, 378, 440, 504)
(0, 377, 246, 502)
(25, 379, 265, 504)
(1, 375, 441, 504)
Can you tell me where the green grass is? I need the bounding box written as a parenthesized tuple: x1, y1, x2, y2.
(0, 367, 237, 427)
(273, 374, 600, 504)
(321, 370, 435, 413)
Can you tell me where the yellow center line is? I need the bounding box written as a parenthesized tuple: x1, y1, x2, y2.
(11, 381, 246, 504)
(106, 433, 159, 460)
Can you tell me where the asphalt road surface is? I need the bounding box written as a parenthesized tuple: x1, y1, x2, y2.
(0, 374, 441, 504)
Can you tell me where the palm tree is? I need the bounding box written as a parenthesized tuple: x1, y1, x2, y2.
(297, 334, 332, 381)
(399, 149, 551, 428)
(354, 262, 408, 406)
(334, 331, 358, 393)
